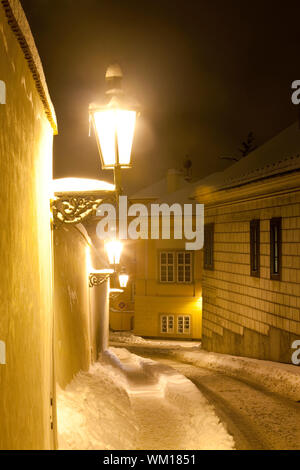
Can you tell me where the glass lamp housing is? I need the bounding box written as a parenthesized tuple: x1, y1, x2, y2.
(105, 240, 123, 265)
(90, 104, 137, 169)
(118, 272, 129, 288)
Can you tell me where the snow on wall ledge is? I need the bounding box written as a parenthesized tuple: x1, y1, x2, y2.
(0, 0, 57, 132)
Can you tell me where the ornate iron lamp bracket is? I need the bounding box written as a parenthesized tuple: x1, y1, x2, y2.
(89, 273, 111, 288)
(51, 191, 116, 228)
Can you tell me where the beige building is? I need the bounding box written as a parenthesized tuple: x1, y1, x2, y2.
(131, 170, 202, 340)
(196, 123, 300, 363)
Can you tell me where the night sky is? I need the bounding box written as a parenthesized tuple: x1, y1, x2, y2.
(21, 0, 300, 193)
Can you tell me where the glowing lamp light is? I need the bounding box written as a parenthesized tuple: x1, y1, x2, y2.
(89, 64, 138, 170)
(92, 109, 136, 169)
(52, 178, 115, 194)
(105, 240, 123, 265)
(119, 270, 129, 288)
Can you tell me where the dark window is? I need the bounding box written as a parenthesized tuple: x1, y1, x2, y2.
(270, 218, 282, 281)
(177, 252, 192, 283)
(204, 224, 214, 270)
(159, 252, 175, 282)
(159, 251, 193, 283)
(250, 220, 260, 277)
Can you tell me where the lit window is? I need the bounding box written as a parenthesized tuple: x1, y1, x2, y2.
(177, 315, 191, 334)
(250, 219, 260, 277)
(270, 218, 282, 280)
(204, 224, 214, 270)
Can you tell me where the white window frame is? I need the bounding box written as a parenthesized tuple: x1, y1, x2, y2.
(177, 315, 191, 335)
(159, 251, 193, 284)
(160, 314, 175, 334)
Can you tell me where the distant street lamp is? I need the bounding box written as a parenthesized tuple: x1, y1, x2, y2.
(118, 268, 129, 288)
(105, 239, 123, 266)
(89, 63, 138, 198)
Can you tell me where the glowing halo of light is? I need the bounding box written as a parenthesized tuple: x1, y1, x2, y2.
(52, 177, 115, 194)
(105, 239, 123, 265)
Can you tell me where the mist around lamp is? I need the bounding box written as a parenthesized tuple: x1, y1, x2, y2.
(89, 63, 138, 197)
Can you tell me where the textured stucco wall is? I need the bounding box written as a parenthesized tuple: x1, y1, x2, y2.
(53, 226, 91, 388)
(90, 279, 110, 358)
(53, 225, 109, 387)
(0, 5, 54, 450)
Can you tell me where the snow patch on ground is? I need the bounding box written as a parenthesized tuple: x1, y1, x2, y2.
(57, 347, 234, 450)
(57, 362, 138, 450)
(110, 331, 148, 344)
(173, 349, 300, 402)
(110, 333, 300, 401)
(110, 331, 201, 349)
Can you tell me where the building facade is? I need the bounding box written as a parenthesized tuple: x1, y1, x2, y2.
(131, 170, 202, 340)
(133, 238, 202, 340)
(0, 0, 57, 449)
(196, 123, 300, 363)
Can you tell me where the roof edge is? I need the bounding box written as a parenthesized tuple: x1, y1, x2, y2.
(1, 0, 58, 134)
(195, 168, 300, 207)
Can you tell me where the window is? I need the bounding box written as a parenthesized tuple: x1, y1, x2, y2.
(177, 315, 191, 334)
(250, 219, 260, 277)
(270, 218, 282, 280)
(160, 252, 175, 282)
(159, 251, 193, 283)
(177, 252, 192, 283)
(204, 223, 214, 270)
(160, 315, 174, 334)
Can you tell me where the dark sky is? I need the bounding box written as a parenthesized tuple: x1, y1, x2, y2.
(21, 0, 300, 193)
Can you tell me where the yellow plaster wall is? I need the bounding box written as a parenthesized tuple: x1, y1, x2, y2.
(53, 226, 91, 388)
(133, 239, 202, 339)
(0, 6, 54, 449)
(54, 227, 110, 380)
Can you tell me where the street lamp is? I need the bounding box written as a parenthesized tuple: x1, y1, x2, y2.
(118, 268, 129, 288)
(89, 63, 138, 198)
(88, 65, 135, 294)
(105, 239, 123, 266)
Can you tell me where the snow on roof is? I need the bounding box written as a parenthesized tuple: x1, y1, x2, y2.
(131, 172, 192, 201)
(132, 125, 300, 206)
(158, 181, 199, 205)
(1, 0, 57, 133)
(194, 122, 300, 197)
(131, 177, 170, 199)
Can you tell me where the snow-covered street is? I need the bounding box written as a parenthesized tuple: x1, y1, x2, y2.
(109, 334, 300, 450)
(57, 347, 234, 450)
(56, 333, 300, 450)
(133, 354, 300, 450)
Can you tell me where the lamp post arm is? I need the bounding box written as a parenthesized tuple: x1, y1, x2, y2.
(89, 273, 111, 288)
(113, 164, 122, 201)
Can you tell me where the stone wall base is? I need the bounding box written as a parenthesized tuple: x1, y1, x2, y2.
(203, 327, 298, 364)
